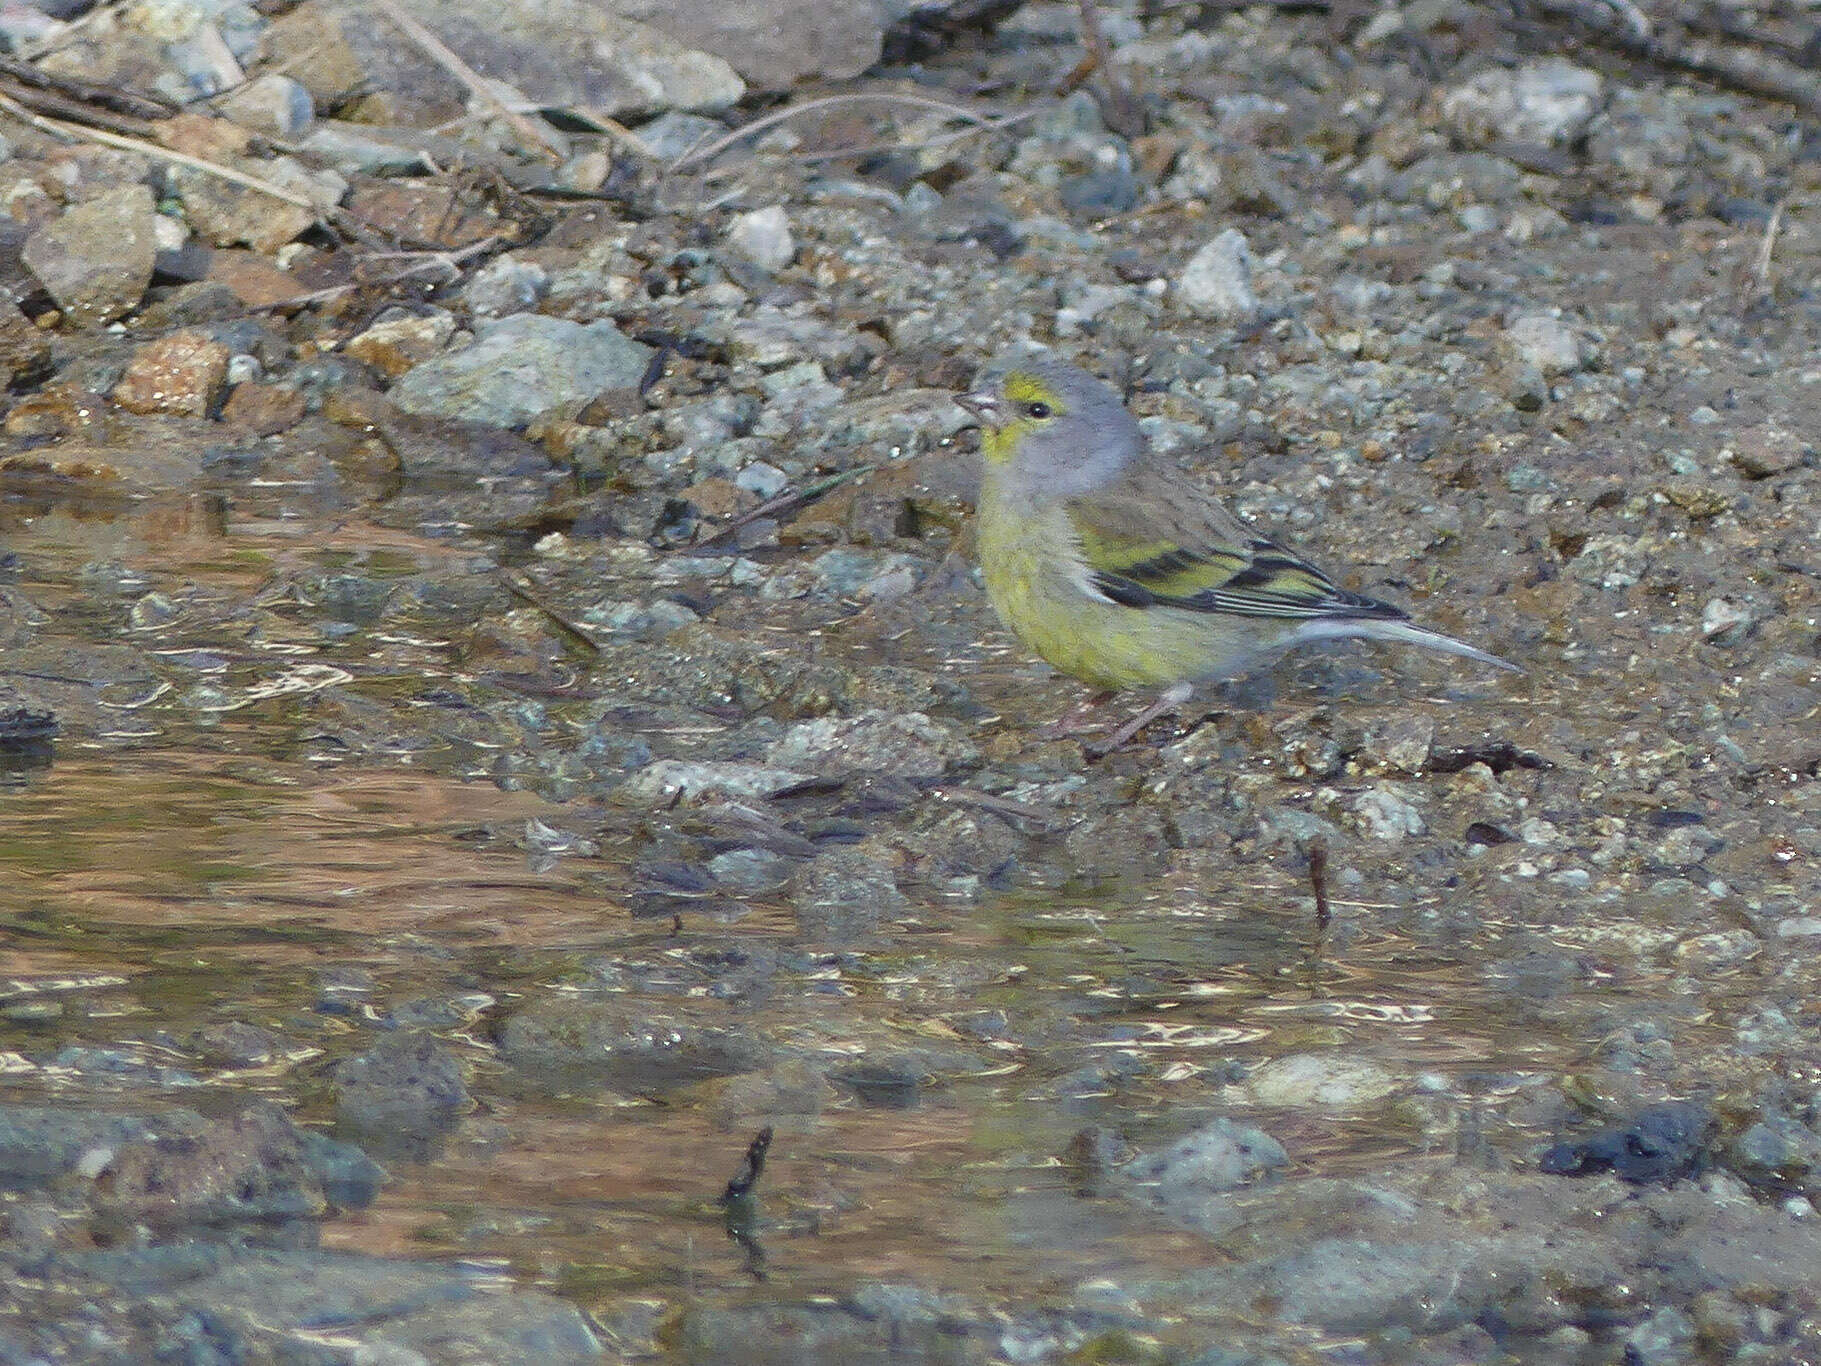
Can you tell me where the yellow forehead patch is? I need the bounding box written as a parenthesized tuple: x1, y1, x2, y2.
(1002, 371, 1060, 409)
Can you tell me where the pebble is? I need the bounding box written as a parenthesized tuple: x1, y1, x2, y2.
(1246, 1054, 1399, 1108)
(1700, 597, 1754, 644)
(1175, 227, 1260, 321)
(112, 328, 232, 417)
(726, 205, 797, 273)
(1439, 58, 1604, 148)
(1504, 312, 1586, 377)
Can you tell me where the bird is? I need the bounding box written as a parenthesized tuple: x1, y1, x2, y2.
(954, 356, 1518, 750)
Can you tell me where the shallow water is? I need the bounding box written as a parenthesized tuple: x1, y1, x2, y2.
(0, 735, 1758, 1325)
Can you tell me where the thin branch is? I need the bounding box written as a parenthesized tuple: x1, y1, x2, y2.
(660, 91, 1026, 213)
(371, 0, 565, 163)
(1744, 194, 1786, 305)
(497, 573, 604, 655)
(0, 90, 324, 209)
(0, 55, 174, 122)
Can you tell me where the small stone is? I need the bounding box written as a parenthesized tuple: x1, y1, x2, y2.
(1247, 1054, 1399, 1108)
(1728, 421, 1807, 478)
(171, 156, 346, 253)
(615, 760, 810, 805)
(791, 845, 907, 941)
(332, 1032, 470, 1136)
(465, 257, 550, 317)
(220, 381, 308, 437)
(1118, 1118, 1288, 1199)
(1701, 597, 1753, 644)
(216, 73, 314, 140)
(1439, 58, 1603, 148)
(1176, 227, 1258, 321)
(112, 328, 232, 417)
(21, 183, 158, 325)
(1504, 312, 1585, 377)
(1731, 1116, 1821, 1186)
(1625, 1307, 1695, 1365)
(726, 205, 796, 273)
(0, 297, 52, 387)
(1350, 783, 1426, 841)
(1358, 715, 1434, 775)
(343, 309, 458, 378)
(765, 711, 978, 779)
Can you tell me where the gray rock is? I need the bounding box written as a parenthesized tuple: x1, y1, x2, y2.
(1246, 1054, 1400, 1108)
(613, 0, 898, 88)
(765, 710, 977, 779)
(616, 759, 811, 805)
(725, 205, 797, 272)
(465, 256, 551, 317)
(1700, 596, 1754, 643)
(389, 314, 655, 427)
(21, 183, 157, 325)
(1241, 1237, 1487, 1334)
(61, 1247, 603, 1363)
(215, 73, 315, 139)
(1358, 715, 1434, 775)
(1729, 1115, 1821, 1187)
(1119, 1118, 1288, 1204)
(1439, 58, 1604, 148)
(0, 1104, 167, 1181)
(299, 121, 439, 175)
(499, 996, 769, 1083)
(633, 110, 727, 161)
(1177, 228, 1259, 321)
(791, 845, 908, 941)
(1349, 783, 1426, 841)
(267, 0, 742, 122)
(1626, 1306, 1696, 1365)
(332, 1032, 470, 1136)
(1504, 312, 1586, 377)
(707, 846, 793, 893)
(90, 1102, 378, 1224)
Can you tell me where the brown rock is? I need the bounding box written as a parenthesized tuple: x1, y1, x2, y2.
(342, 311, 457, 378)
(680, 476, 756, 519)
(171, 156, 345, 253)
(204, 248, 306, 308)
(155, 111, 252, 163)
(0, 299, 52, 388)
(20, 183, 158, 325)
(113, 329, 232, 417)
(2, 384, 112, 441)
(342, 182, 500, 250)
(221, 381, 308, 436)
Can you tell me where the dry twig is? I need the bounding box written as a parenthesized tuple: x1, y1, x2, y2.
(660, 91, 1027, 211)
(0, 89, 323, 209)
(372, 0, 566, 163)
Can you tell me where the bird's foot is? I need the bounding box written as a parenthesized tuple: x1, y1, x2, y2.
(1085, 683, 1195, 757)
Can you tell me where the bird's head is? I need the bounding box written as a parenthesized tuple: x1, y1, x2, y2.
(955, 358, 1141, 502)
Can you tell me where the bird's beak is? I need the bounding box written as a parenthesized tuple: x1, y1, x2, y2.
(955, 391, 1004, 427)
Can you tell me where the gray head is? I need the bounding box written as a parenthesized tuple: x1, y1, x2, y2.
(955, 356, 1142, 503)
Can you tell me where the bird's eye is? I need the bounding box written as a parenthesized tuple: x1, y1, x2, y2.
(1024, 401, 1052, 419)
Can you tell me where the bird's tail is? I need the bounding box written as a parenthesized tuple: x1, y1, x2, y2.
(1290, 617, 1521, 673)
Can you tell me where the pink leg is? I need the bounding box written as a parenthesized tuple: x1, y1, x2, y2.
(1088, 682, 1194, 756)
